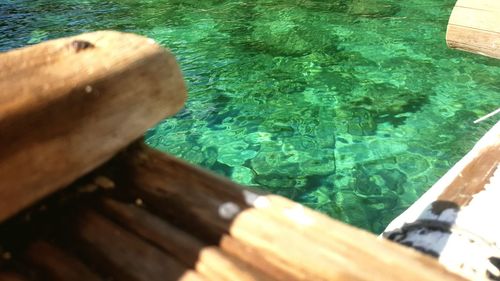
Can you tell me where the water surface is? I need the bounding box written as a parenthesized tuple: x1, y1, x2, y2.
(1, 0, 499, 232)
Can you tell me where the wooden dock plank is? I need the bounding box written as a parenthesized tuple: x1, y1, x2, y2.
(455, 0, 500, 12)
(75, 210, 201, 281)
(118, 143, 465, 281)
(100, 198, 272, 281)
(229, 197, 465, 281)
(449, 6, 500, 33)
(195, 248, 272, 281)
(100, 198, 205, 267)
(0, 30, 471, 281)
(446, 0, 500, 59)
(0, 31, 186, 223)
(120, 143, 260, 243)
(447, 25, 500, 59)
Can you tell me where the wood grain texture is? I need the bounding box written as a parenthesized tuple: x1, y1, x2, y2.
(120, 143, 464, 281)
(25, 241, 103, 281)
(100, 197, 205, 267)
(220, 235, 299, 281)
(446, 0, 500, 59)
(100, 198, 271, 281)
(120, 143, 263, 242)
(0, 31, 186, 222)
(447, 25, 500, 58)
(437, 143, 499, 205)
(455, 0, 500, 12)
(449, 6, 500, 33)
(75, 210, 201, 281)
(229, 196, 465, 281)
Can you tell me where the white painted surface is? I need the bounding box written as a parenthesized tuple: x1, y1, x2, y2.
(383, 121, 500, 280)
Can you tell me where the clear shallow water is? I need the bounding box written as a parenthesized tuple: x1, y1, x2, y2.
(2, 0, 499, 233)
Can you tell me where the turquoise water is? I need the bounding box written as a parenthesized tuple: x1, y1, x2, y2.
(1, 0, 499, 233)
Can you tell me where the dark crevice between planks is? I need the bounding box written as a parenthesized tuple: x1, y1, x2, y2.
(0, 157, 121, 280)
(111, 141, 259, 244)
(0, 141, 272, 281)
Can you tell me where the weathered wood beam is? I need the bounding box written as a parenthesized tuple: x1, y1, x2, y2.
(228, 196, 465, 281)
(100, 198, 271, 281)
(120, 142, 262, 243)
(0, 31, 186, 222)
(75, 210, 203, 281)
(100, 197, 205, 267)
(446, 0, 500, 59)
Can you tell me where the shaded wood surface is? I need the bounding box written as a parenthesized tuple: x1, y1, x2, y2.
(219, 235, 299, 281)
(100, 198, 205, 267)
(0, 143, 467, 281)
(447, 0, 500, 59)
(121, 142, 261, 243)
(0, 31, 186, 222)
(75, 210, 200, 281)
(100, 198, 271, 281)
(25, 241, 102, 281)
(229, 197, 463, 281)
(0, 31, 468, 281)
(455, 0, 500, 10)
(117, 143, 465, 281)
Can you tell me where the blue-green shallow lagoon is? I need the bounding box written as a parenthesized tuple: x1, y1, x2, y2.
(2, 0, 499, 233)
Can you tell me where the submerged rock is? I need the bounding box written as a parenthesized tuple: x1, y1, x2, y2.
(337, 82, 429, 132)
(248, 7, 340, 56)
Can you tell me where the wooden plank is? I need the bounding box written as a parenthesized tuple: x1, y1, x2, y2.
(228, 197, 465, 281)
(120, 143, 464, 281)
(100, 197, 205, 266)
(100, 198, 271, 281)
(448, 6, 500, 34)
(120, 143, 262, 243)
(25, 241, 102, 281)
(447, 25, 500, 59)
(0, 31, 186, 222)
(455, 0, 500, 12)
(75, 210, 202, 281)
